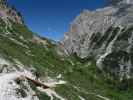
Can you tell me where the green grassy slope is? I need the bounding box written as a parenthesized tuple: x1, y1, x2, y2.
(0, 17, 133, 100)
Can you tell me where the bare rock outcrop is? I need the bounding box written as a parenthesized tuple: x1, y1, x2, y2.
(60, 0, 133, 80)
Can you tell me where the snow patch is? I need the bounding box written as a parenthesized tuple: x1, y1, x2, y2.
(37, 77, 66, 100)
(79, 96, 86, 100)
(96, 95, 110, 100)
(37, 87, 66, 100)
(42, 77, 66, 87)
(57, 74, 62, 79)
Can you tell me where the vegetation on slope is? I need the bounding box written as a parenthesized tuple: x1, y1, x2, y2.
(1, 16, 133, 100)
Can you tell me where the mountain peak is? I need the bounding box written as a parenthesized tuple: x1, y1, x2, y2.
(0, 0, 23, 24)
(120, 0, 133, 4)
(109, 0, 133, 6)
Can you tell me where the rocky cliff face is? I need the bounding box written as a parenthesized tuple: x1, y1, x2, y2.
(61, 0, 133, 80)
(0, 0, 23, 24)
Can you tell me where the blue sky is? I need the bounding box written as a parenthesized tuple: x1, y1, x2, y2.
(8, 0, 107, 41)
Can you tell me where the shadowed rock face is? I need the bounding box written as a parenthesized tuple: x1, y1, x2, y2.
(60, 1, 133, 80)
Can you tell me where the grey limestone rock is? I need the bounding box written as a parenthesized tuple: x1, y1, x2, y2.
(60, 0, 133, 80)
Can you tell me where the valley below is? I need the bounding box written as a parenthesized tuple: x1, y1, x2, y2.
(0, 0, 133, 100)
